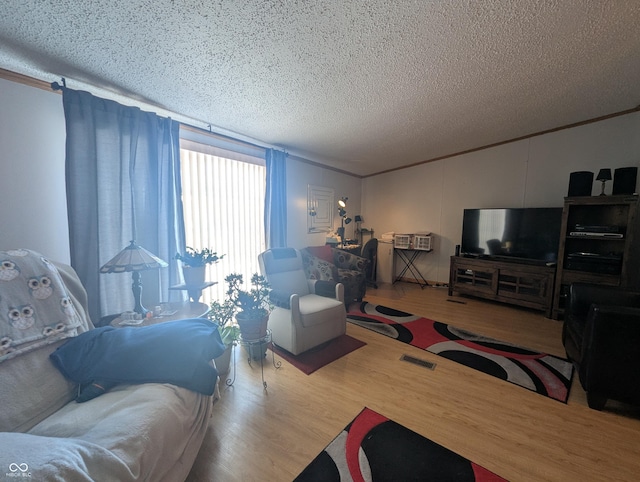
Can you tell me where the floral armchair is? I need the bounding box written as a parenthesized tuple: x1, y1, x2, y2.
(301, 246, 368, 304)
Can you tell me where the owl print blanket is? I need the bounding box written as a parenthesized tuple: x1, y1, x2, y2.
(0, 249, 83, 363)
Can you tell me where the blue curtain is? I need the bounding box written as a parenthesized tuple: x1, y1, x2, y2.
(63, 88, 185, 322)
(264, 149, 287, 248)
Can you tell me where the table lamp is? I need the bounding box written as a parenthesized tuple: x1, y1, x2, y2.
(596, 168, 612, 196)
(100, 240, 168, 315)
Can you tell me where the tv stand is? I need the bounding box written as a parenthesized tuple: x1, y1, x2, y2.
(448, 256, 556, 317)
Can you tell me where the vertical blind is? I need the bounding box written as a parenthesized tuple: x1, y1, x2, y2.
(180, 140, 266, 305)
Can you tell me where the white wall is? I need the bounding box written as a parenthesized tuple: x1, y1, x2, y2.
(0, 78, 69, 262)
(363, 112, 640, 283)
(286, 159, 362, 248)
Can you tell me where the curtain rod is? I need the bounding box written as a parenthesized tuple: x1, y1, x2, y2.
(50, 78, 66, 90)
(49, 77, 280, 156)
(45, 73, 360, 177)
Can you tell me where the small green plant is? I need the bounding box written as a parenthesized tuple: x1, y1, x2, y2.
(207, 273, 271, 346)
(207, 299, 240, 346)
(174, 247, 224, 267)
(225, 273, 271, 319)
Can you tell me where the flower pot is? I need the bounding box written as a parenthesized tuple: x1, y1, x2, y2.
(236, 312, 269, 341)
(243, 341, 268, 361)
(214, 344, 233, 376)
(183, 265, 206, 286)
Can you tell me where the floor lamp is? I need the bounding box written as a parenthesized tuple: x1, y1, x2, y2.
(337, 197, 352, 246)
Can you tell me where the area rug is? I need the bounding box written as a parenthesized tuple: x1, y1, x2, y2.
(294, 407, 506, 481)
(347, 303, 573, 403)
(269, 334, 366, 375)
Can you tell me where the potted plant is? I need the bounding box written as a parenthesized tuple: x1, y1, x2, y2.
(224, 273, 271, 339)
(175, 247, 224, 286)
(207, 298, 240, 376)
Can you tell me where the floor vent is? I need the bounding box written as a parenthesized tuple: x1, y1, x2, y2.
(400, 354, 436, 370)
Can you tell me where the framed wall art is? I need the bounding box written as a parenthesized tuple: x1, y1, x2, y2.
(307, 185, 334, 233)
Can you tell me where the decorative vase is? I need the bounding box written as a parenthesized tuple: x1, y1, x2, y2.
(183, 265, 206, 286)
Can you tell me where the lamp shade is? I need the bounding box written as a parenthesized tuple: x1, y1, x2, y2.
(596, 169, 612, 182)
(100, 240, 168, 273)
(354, 215, 363, 223)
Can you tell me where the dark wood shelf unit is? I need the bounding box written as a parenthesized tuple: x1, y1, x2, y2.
(551, 194, 639, 320)
(448, 256, 556, 317)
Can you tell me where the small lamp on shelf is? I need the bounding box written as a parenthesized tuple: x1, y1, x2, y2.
(100, 240, 168, 316)
(596, 168, 612, 196)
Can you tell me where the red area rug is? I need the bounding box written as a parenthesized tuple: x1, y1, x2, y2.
(295, 407, 506, 481)
(347, 302, 573, 403)
(270, 334, 366, 375)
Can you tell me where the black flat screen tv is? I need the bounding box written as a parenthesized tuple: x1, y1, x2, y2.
(461, 207, 563, 264)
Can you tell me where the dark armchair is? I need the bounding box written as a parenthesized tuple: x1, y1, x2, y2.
(301, 246, 367, 304)
(563, 283, 640, 410)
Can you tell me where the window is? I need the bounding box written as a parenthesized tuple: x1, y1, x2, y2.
(180, 139, 266, 305)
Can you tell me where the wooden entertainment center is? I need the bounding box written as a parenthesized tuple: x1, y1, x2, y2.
(448, 256, 556, 317)
(448, 195, 639, 319)
(551, 194, 639, 320)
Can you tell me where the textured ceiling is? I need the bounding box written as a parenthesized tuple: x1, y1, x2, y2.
(1, 1, 639, 176)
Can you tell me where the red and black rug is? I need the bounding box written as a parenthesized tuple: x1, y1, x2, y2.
(347, 302, 573, 403)
(295, 407, 506, 481)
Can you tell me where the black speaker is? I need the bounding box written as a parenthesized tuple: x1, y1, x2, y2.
(612, 167, 638, 195)
(568, 171, 594, 197)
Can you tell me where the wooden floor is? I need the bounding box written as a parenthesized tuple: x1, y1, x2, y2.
(187, 283, 640, 482)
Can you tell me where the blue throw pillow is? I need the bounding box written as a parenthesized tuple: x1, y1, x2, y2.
(50, 318, 226, 401)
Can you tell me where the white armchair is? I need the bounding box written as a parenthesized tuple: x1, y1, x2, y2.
(258, 248, 347, 355)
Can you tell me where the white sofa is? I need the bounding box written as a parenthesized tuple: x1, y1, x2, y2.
(0, 250, 221, 481)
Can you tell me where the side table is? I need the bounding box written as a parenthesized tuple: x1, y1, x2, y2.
(110, 301, 210, 328)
